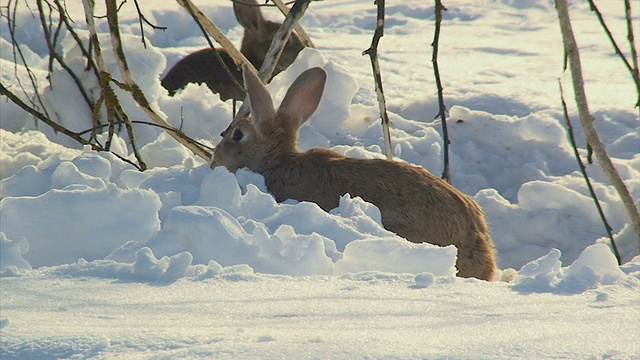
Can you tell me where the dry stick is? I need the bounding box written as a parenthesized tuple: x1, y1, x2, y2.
(37, 0, 100, 140)
(558, 80, 620, 264)
(587, 0, 640, 111)
(0, 82, 98, 149)
(52, 0, 105, 141)
(555, 0, 640, 251)
(104, 0, 208, 161)
(176, 0, 255, 75)
(53, 0, 100, 77)
(41, 0, 56, 74)
(83, 0, 147, 168)
(98, 0, 212, 163)
(82, 0, 117, 151)
(271, 0, 315, 48)
(176, 0, 250, 107)
(78, 119, 215, 152)
(52, 0, 98, 76)
(258, 0, 312, 81)
(362, 0, 393, 160)
(5, 0, 51, 122)
(0, 81, 146, 170)
(132, 0, 167, 49)
(624, 0, 640, 114)
(50, 3, 66, 72)
(1, 3, 142, 170)
(180, 0, 245, 96)
(432, 0, 450, 183)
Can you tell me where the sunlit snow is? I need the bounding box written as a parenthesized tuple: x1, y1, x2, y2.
(1, 0, 639, 358)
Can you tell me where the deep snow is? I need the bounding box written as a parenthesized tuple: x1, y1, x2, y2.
(1, 0, 639, 358)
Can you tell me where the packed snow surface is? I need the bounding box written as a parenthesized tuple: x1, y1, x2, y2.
(1, 0, 639, 358)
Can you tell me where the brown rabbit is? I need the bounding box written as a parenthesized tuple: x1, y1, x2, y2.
(212, 65, 498, 281)
(161, 0, 305, 101)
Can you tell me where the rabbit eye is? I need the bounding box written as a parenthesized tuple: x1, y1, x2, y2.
(231, 128, 244, 141)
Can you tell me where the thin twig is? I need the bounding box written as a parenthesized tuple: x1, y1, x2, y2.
(52, 0, 101, 78)
(587, 0, 640, 110)
(271, 0, 315, 48)
(362, 0, 392, 160)
(432, 0, 450, 183)
(257, 0, 312, 81)
(5, 0, 52, 122)
(176, 0, 254, 73)
(0, 82, 98, 149)
(100, 0, 212, 162)
(37, 0, 99, 140)
(558, 79, 620, 264)
(84, 0, 147, 170)
(1, 84, 143, 173)
(624, 0, 640, 113)
(181, 0, 245, 96)
(77, 120, 215, 152)
(132, 0, 167, 49)
(555, 0, 640, 253)
(52, 0, 108, 135)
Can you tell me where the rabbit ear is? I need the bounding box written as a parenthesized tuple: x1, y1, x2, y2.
(242, 64, 276, 125)
(234, 0, 264, 33)
(277, 67, 327, 131)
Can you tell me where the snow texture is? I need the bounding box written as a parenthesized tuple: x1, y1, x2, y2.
(1, 0, 639, 358)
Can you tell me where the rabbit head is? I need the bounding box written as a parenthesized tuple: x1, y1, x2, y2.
(213, 64, 326, 173)
(234, 0, 305, 74)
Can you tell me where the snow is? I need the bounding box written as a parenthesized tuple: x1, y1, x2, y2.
(1, 0, 639, 358)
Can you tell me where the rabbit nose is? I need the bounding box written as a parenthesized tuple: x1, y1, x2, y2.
(211, 146, 223, 168)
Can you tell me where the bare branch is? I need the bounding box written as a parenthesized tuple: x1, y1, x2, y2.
(362, 0, 393, 160)
(0, 82, 102, 151)
(555, 0, 640, 252)
(51, 0, 101, 79)
(587, 0, 640, 109)
(78, 119, 215, 153)
(101, 0, 212, 162)
(177, 0, 244, 95)
(37, 0, 100, 140)
(176, 0, 254, 74)
(558, 79, 620, 264)
(624, 0, 640, 113)
(271, 0, 315, 48)
(259, 0, 312, 82)
(84, 0, 147, 170)
(132, 0, 167, 48)
(431, 0, 450, 183)
(4, 0, 52, 122)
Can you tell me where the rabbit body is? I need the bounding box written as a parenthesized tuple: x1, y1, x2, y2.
(161, 48, 244, 100)
(161, 0, 305, 100)
(213, 65, 498, 281)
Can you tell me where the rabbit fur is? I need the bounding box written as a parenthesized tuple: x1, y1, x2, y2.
(161, 0, 305, 101)
(212, 65, 498, 281)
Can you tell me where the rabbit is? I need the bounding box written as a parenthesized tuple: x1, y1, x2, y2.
(161, 0, 306, 101)
(212, 65, 498, 281)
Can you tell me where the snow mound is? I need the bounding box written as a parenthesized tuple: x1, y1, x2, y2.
(512, 244, 638, 294)
(1, 16, 638, 283)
